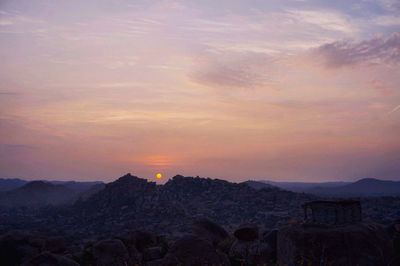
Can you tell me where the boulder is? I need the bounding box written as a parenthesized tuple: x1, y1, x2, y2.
(121, 230, 157, 252)
(162, 235, 230, 265)
(21, 252, 79, 266)
(261, 229, 278, 262)
(142, 246, 164, 261)
(192, 218, 229, 246)
(44, 237, 67, 254)
(229, 239, 271, 265)
(277, 223, 394, 266)
(0, 231, 45, 265)
(234, 224, 258, 242)
(92, 239, 130, 266)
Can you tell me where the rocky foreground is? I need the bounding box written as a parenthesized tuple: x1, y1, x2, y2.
(0, 173, 400, 265)
(1, 218, 400, 266)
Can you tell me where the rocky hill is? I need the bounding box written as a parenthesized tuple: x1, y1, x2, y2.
(64, 174, 315, 237)
(0, 174, 315, 240)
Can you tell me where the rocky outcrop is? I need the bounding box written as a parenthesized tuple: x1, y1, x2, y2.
(21, 252, 79, 266)
(92, 239, 130, 266)
(0, 231, 45, 265)
(192, 218, 229, 246)
(230, 225, 274, 265)
(387, 219, 400, 265)
(278, 223, 394, 266)
(160, 235, 230, 266)
(0, 231, 76, 266)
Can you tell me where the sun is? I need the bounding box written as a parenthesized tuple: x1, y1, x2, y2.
(155, 173, 163, 179)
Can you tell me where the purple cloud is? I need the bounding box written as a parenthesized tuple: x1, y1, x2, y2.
(191, 52, 275, 89)
(315, 32, 400, 68)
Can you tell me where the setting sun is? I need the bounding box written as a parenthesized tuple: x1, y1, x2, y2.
(155, 173, 163, 179)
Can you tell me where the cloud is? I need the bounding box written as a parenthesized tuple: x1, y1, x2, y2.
(314, 32, 400, 68)
(190, 51, 276, 89)
(286, 9, 355, 34)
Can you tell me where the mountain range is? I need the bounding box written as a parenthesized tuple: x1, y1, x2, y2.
(0, 178, 104, 207)
(251, 178, 400, 197)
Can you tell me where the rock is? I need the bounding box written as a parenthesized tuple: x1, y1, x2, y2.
(229, 239, 271, 265)
(261, 229, 278, 261)
(118, 230, 161, 263)
(146, 256, 180, 266)
(163, 235, 230, 266)
(388, 220, 400, 265)
(21, 252, 79, 266)
(192, 218, 229, 246)
(92, 239, 130, 266)
(142, 246, 164, 261)
(0, 231, 45, 265)
(234, 224, 259, 242)
(123, 230, 157, 252)
(44, 237, 67, 254)
(277, 223, 394, 266)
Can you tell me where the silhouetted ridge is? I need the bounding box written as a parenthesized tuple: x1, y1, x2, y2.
(18, 180, 56, 191)
(68, 174, 316, 236)
(0, 178, 27, 191)
(307, 177, 400, 196)
(0, 181, 76, 207)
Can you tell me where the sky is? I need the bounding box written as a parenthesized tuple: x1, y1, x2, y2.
(0, 0, 399, 182)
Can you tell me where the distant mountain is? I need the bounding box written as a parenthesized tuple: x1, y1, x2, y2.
(243, 180, 280, 190)
(0, 181, 77, 207)
(76, 182, 106, 201)
(50, 180, 104, 192)
(259, 180, 350, 192)
(307, 178, 400, 197)
(0, 178, 27, 191)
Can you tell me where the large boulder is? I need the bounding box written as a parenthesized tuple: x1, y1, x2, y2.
(230, 225, 273, 265)
(387, 220, 400, 265)
(234, 224, 259, 242)
(142, 246, 165, 262)
(192, 218, 229, 246)
(161, 235, 230, 266)
(92, 239, 130, 266)
(261, 229, 278, 262)
(21, 252, 79, 266)
(278, 223, 394, 266)
(229, 240, 271, 265)
(0, 231, 45, 265)
(43, 237, 67, 254)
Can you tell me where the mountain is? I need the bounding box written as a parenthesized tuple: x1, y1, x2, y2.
(259, 180, 350, 192)
(0, 178, 27, 191)
(0, 181, 77, 207)
(60, 173, 316, 237)
(243, 180, 280, 190)
(50, 180, 104, 192)
(307, 178, 400, 197)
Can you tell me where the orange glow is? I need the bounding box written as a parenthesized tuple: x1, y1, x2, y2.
(155, 173, 163, 179)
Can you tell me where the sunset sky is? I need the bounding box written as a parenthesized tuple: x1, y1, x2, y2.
(1, 0, 399, 182)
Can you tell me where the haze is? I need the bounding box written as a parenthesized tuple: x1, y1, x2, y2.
(0, 0, 399, 182)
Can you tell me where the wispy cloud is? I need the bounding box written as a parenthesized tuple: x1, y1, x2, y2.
(388, 104, 400, 114)
(190, 51, 276, 89)
(314, 32, 400, 68)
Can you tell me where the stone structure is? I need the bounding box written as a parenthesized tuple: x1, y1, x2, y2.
(302, 200, 362, 225)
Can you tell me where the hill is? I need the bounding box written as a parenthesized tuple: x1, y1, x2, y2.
(259, 180, 349, 192)
(307, 178, 400, 197)
(0, 178, 27, 192)
(0, 181, 77, 207)
(51, 173, 316, 237)
(242, 180, 280, 190)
